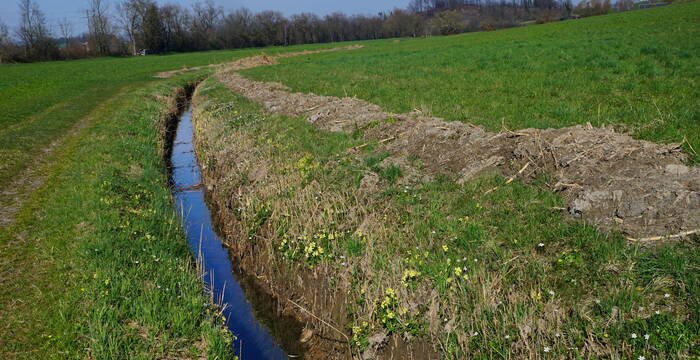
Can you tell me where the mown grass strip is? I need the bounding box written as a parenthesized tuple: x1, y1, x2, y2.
(0, 72, 233, 359)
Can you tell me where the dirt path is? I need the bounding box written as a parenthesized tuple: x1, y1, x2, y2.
(211, 56, 699, 241)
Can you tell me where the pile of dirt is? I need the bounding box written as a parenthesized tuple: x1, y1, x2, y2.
(154, 64, 220, 79)
(217, 70, 700, 241)
(154, 45, 364, 79)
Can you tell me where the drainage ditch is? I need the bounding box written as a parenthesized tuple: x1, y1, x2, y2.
(169, 100, 305, 359)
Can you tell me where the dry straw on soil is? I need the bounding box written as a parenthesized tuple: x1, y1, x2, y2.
(216, 64, 699, 241)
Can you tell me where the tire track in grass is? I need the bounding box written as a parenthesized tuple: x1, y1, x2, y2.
(0, 86, 134, 227)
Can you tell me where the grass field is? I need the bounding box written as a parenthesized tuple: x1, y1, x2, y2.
(0, 72, 240, 358)
(0, 43, 343, 192)
(1, 2, 699, 359)
(203, 3, 698, 358)
(243, 1, 700, 163)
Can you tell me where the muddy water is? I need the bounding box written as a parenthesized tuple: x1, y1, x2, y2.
(171, 104, 297, 359)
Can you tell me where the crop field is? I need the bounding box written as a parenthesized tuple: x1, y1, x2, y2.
(1, 2, 698, 360)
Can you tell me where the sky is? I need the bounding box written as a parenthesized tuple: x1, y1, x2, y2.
(0, 0, 409, 35)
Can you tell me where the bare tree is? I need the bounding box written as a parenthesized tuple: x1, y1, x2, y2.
(251, 10, 285, 46)
(86, 0, 112, 55)
(221, 8, 254, 48)
(382, 9, 423, 38)
(142, 3, 165, 52)
(191, 0, 222, 50)
(58, 17, 73, 41)
(160, 4, 190, 52)
(117, 0, 154, 55)
(615, 0, 633, 12)
(0, 19, 12, 63)
(16, 0, 54, 60)
(0, 20, 9, 45)
(408, 0, 431, 13)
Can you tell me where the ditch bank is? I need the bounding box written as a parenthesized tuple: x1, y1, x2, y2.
(190, 82, 439, 359)
(184, 46, 699, 358)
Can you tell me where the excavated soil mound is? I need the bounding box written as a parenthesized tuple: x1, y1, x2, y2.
(154, 45, 364, 78)
(218, 70, 700, 241)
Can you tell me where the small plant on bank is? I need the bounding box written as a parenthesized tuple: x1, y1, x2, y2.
(378, 288, 400, 332)
(294, 154, 320, 183)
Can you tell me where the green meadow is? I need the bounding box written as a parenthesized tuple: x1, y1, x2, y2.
(193, 70, 698, 359)
(0, 43, 341, 191)
(243, 1, 700, 163)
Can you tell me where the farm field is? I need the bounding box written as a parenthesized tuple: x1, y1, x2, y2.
(243, 1, 700, 163)
(1, 1, 698, 359)
(0, 43, 346, 359)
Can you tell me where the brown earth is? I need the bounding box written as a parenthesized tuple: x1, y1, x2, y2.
(216, 71, 700, 242)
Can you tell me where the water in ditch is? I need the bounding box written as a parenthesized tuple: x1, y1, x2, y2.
(170, 104, 295, 359)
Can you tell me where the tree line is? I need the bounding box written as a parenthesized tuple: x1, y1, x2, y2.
(1, 0, 641, 63)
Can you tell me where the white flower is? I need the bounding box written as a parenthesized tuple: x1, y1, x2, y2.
(644, 334, 650, 340)
(631, 333, 638, 339)
(638, 306, 644, 311)
(538, 243, 545, 247)
(504, 335, 510, 339)
(544, 346, 550, 353)
(655, 310, 661, 315)
(638, 356, 645, 360)
(548, 290, 555, 296)
(555, 332, 561, 338)
(664, 293, 671, 298)
(472, 331, 479, 337)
